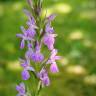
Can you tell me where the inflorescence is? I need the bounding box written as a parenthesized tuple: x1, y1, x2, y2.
(16, 0, 61, 96)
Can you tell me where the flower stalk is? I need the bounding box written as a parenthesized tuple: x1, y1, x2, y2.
(35, 81, 42, 96)
(16, 0, 61, 96)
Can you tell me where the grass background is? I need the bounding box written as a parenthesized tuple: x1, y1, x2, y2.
(0, 0, 96, 96)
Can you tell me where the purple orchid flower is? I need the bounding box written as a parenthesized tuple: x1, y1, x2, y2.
(47, 49, 61, 73)
(16, 0, 61, 95)
(26, 16, 37, 29)
(25, 42, 33, 59)
(16, 26, 36, 49)
(50, 62, 59, 73)
(43, 33, 57, 50)
(16, 82, 26, 96)
(31, 41, 44, 62)
(20, 59, 35, 80)
(23, 9, 36, 26)
(45, 23, 54, 34)
(37, 68, 50, 86)
(25, 48, 33, 60)
(43, 21, 57, 50)
(45, 14, 56, 23)
(16, 12, 37, 49)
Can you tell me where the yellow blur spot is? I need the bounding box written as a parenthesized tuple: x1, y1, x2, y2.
(69, 30, 84, 40)
(66, 65, 86, 75)
(42, 8, 53, 17)
(83, 39, 93, 47)
(54, 3, 72, 14)
(42, 3, 72, 17)
(84, 75, 96, 85)
(12, 2, 22, 11)
(7, 61, 21, 70)
(59, 57, 69, 66)
(80, 11, 96, 20)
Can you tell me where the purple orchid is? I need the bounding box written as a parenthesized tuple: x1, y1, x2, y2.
(16, 26, 36, 49)
(16, 11, 36, 49)
(45, 23, 54, 34)
(20, 59, 35, 80)
(43, 33, 57, 50)
(23, 9, 36, 26)
(50, 62, 59, 73)
(43, 20, 57, 50)
(37, 68, 50, 86)
(16, 0, 61, 95)
(31, 41, 44, 62)
(25, 48, 33, 60)
(16, 83, 26, 96)
(46, 14, 56, 22)
(47, 49, 61, 73)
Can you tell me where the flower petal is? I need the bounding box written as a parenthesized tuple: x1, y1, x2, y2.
(22, 70, 30, 80)
(45, 23, 54, 33)
(20, 39, 25, 49)
(47, 14, 56, 22)
(16, 83, 25, 95)
(50, 63, 59, 73)
(23, 9, 32, 19)
(54, 56, 61, 60)
(51, 49, 58, 57)
(20, 82, 25, 90)
(31, 52, 44, 62)
(42, 77, 50, 86)
(16, 34, 23, 38)
(43, 34, 55, 50)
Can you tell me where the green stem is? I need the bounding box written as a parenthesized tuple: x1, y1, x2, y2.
(35, 81, 42, 96)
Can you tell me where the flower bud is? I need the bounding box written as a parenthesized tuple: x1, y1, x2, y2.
(26, 0, 33, 8)
(34, 0, 43, 16)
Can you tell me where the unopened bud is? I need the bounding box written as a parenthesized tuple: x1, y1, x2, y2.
(26, 0, 33, 8)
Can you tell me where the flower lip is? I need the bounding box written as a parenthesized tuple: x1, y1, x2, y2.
(20, 58, 35, 80)
(50, 62, 59, 73)
(45, 23, 54, 34)
(16, 82, 25, 95)
(22, 70, 30, 80)
(37, 68, 50, 86)
(31, 52, 44, 62)
(31, 41, 44, 62)
(46, 49, 61, 73)
(43, 34, 57, 50)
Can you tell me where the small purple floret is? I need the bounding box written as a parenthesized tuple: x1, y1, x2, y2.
(16, 83, 26, 96)
(31, 41, 44, 62)
(45, 23, 54, 34)
(47, 14, 56, 22)
(22, 70, 30, 80)
(43, 34, 57, 50)
(20, 59, 35, 80)
(32, 52, 44, 62)
(16, 15, 36, 49)
(38, 68, 50, 86)
(50, 62, 59, 73)
(47, 49, 61, 73)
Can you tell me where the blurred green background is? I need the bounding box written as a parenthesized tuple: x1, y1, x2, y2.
(0, 0, 96, 96)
